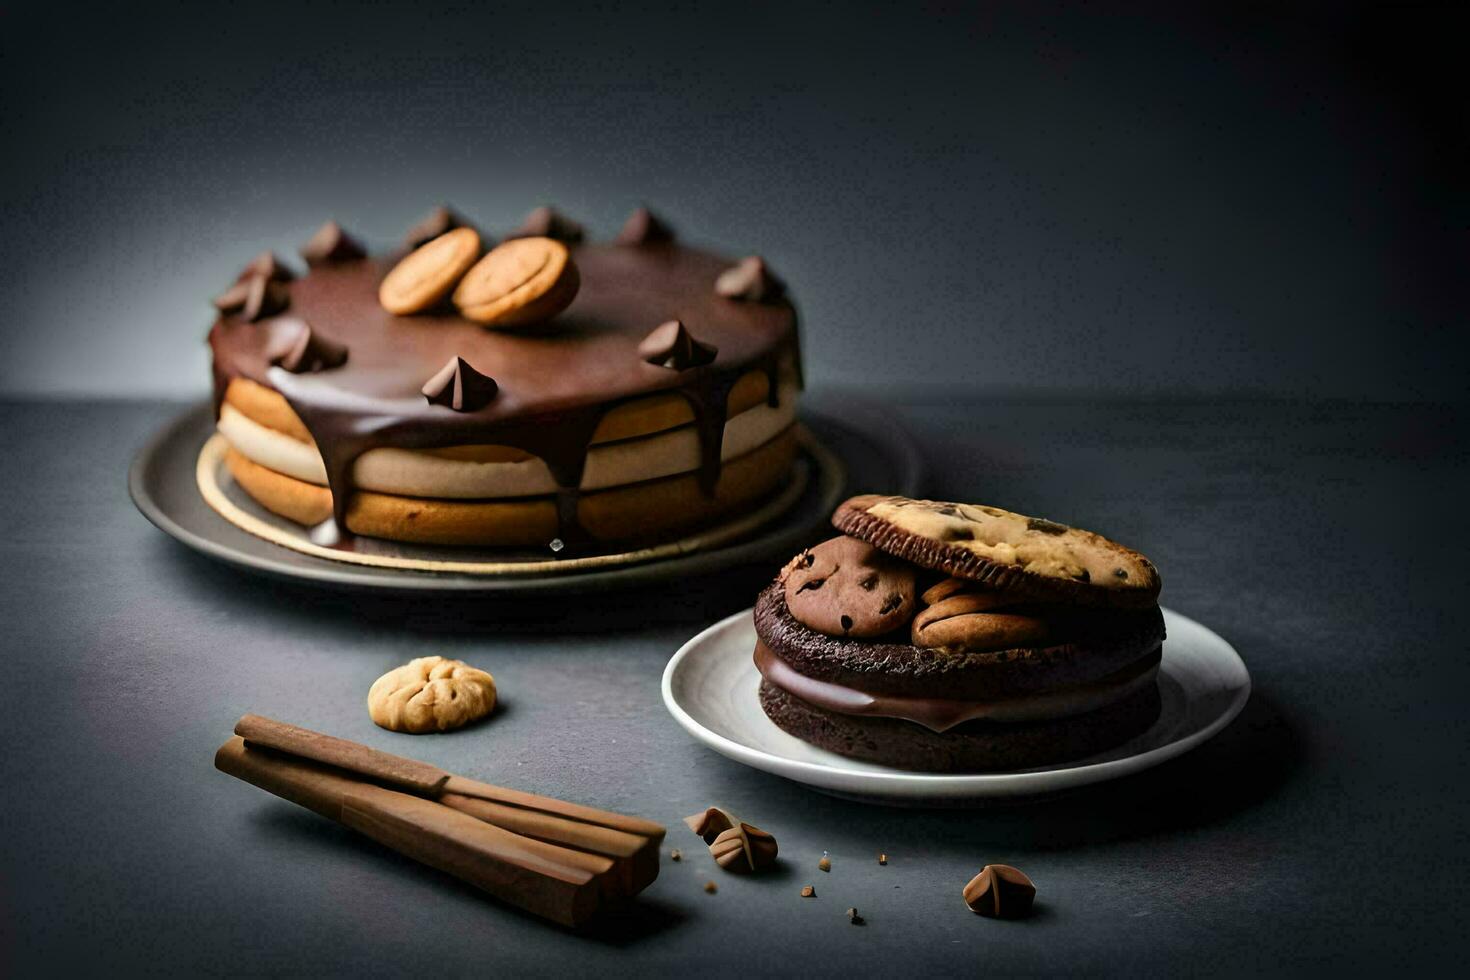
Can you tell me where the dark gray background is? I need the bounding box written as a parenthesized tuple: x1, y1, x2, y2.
(0, 1, 1463, 399)
(3, 1, 1468, 976)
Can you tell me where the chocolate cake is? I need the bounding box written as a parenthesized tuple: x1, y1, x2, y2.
(206, 206, 802, 551)
(753, 496, 1165, 771)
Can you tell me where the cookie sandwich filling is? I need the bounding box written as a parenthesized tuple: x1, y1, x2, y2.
(754, 639, 1160, 731)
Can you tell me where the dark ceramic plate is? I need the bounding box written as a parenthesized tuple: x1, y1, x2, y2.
(128, 393, 924, 594)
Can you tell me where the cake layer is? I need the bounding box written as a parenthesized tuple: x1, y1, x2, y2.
(753, 581, 1167, 700)
(223, 426, 798, 546)
(754, 639, 1161, 731)
(220, 366, 785, 451)
(218, 381, 799, 499)
(758, 678, 1161, 772)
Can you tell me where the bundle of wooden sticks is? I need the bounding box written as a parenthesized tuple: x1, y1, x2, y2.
(215, 715, 666, 927)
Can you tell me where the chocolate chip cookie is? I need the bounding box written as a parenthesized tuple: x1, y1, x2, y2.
(781, 536, 917, 639)
(833, 495, 1161, 608)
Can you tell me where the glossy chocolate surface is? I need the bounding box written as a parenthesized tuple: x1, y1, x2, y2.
(208, 239, 801, 545)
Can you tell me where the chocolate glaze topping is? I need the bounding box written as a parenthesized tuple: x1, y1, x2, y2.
(208, 238, 801, 548)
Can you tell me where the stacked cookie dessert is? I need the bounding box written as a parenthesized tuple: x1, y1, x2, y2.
(207, 205, 801, 550)
(755, 495, 1165, 771)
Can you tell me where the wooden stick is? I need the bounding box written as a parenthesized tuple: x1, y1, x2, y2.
(235, 714, 449, 795)
(439, 792, 660, 897)
(440, 774, 667, 843)
(215, 737, 607, 927)
(220, 716, 669, 914)
(233, 714, 666, 854)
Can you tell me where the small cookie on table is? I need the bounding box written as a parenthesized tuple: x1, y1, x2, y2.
(368, 656, 496, 733)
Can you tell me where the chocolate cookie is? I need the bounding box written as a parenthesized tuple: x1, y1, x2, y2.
(781, 536, 918, 639)
(754, 581, 1165, 701)
(758, 678, 1161, 772)
(832, 495, 1161, 609)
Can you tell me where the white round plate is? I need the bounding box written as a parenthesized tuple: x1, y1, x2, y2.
(662, 606, 1249, 805)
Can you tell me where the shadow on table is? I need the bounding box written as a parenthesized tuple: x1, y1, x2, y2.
(155, 537, 772, 633)
(720, 685, 1303, 852)
(247, 804, 687, 946)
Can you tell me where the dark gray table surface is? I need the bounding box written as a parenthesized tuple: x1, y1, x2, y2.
(2, 395, 1465, 975)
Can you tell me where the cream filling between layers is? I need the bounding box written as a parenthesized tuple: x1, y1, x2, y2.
(217, 383, 800, 499)
(754, 640, 1161, 732)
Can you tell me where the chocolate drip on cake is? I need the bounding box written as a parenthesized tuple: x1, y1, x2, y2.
(208, 241, 800, 551)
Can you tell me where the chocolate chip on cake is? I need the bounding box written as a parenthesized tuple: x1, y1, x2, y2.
(211, 280, 252, 313)
(639, 320, 717, 370)
(507, 205, 584, 243)
(237, 250, 295, 283)
(268, 320, 347, 373)
(963, 865, 1036, 919)
(300, 220, 367, 265)
(422, 356, 498, 411)
(402, 205, 474, 251)
(715, 255, 785, 302)
(782, 536, 917, 639)
(615, 206, 676, 245)
(214, 259, 293, 315)
(241, 275, 291, 322)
